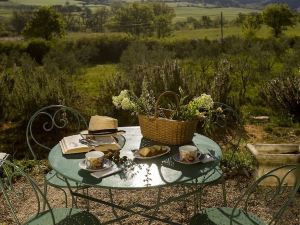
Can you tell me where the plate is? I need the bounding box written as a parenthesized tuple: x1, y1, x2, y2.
(173, 153, 202, 165)
(79, 159, 113, 172)
(133, 146, 171, 159)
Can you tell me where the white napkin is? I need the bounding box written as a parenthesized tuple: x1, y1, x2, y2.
(199, 153, 216, 163)
(0, 152, 9, 167)
(91, 165, 123, 179)
(0, 152, 8, 160)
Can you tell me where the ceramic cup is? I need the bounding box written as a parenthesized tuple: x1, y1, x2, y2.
(179, 145, 198, 162)
(85, 151, 104, 169)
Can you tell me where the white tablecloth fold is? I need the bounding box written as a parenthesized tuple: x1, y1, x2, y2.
(200, 153, 215, 163)
(91, 165, 123, 179)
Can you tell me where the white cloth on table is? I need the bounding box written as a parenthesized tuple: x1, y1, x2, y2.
(91, 165, 123, 179)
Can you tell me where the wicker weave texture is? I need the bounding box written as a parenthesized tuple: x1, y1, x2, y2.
(138, 114, 198, 145)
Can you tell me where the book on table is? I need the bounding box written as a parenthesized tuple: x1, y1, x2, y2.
(60, 134, 120, 154)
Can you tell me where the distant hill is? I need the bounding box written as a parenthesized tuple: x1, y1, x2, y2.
(201, 0, 300, 9)
(77, 0, 300, 9)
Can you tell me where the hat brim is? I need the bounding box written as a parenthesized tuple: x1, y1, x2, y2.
(80, 130, 125, 137)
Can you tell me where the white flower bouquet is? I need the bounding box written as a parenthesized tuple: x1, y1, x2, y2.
(112, 88, 220, 145)
(112, 89, 216, 121)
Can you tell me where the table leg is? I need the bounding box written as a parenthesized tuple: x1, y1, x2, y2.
(221, 175, 227, 206)
(147, 187, 162, 225)
(108, 188, 122, 225)
(63, 177, 206, 225)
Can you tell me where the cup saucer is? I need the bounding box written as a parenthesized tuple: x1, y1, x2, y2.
(79, 159, 113, 172)
(173, 153, 202, 165)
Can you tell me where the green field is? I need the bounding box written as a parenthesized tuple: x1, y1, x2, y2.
(173, 24, 300, 40)
(65, 23, 300, 41)
(0, 8, 12, 18)
(75, 64, 117, 96)
(174, 6, 260, 22)
(8, 0, 82, 6)
(1, 1, 300, 41)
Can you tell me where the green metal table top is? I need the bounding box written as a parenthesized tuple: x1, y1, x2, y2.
(48, 126, 222, 189)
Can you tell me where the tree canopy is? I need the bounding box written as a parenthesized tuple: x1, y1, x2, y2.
(110, 3, 175, 38)
(242, 13, 262, 38)
(23, 7, 65, 40)
(11, 11, 31, 35)
(262, 4, 296, 38)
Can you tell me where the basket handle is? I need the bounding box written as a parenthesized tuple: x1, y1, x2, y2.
(154, 91, 180, 118)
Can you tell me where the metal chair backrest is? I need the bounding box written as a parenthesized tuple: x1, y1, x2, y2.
(205, 102, 244, 163)
(26, 105, 88, 161)
(0, 159, 55, 225)
(231, 164, 300, 225)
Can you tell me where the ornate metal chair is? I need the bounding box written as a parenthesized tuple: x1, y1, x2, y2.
(190, 164, 300, 225)
(26, 105, 89, 208)
(0, 159, 101, 225)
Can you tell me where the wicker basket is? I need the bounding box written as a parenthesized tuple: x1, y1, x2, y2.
(138, 91, 198, 145)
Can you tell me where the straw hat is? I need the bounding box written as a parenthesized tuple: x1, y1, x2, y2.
(81, 116, 125, 136)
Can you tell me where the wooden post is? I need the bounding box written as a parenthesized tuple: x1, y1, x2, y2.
(221, 11, 224, 43)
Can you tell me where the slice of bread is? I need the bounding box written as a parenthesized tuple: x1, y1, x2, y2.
(138, 145, 169, 157)
(139, 147, 152, 157)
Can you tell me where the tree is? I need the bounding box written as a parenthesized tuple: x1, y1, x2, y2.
(152, 3, 175, 38)
(80, 6, 92, 31)
(242, 13, 262, 38)
(110, 3, 155, 37)
(262, 4, 296, 38)
(187, 16, 201, 29)
(89, 7, 110, 32)
(201, 16, 213, 28)
(155, 15, 173, 38)
(23, 7, 65, 40)
(110, 2, 174, 37)
(234, 13, 246, 26)
(11, 11, 31, 35)
(54, 3, 82, 32)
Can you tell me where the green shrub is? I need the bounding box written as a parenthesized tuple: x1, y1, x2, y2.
(13, 160, 36, 173)
(0, 30, 15, 37)
(72, 34, 133, 64)
(42, 43, 81, 75)
(263, 74, 300, 122)
(271, 114, 294, 127)
(221, 148, 254, 174)
(0, 41, 26, 55)
(120, 41, 175, 73)
(26, 38, 51, 64)
(263, 125, 273, 133)
(294, 129, 300, 136)
(0, 54, 81, 124)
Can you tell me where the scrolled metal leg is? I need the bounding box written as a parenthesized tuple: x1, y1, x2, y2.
(42, 181, 48, 211)
(196, 184, 203, 213)
(82, 188, 90, 211)
(221, 176, 227, 207)
(65, 178, 77, 208)
(86, 188, 90, 211)
(61, 187, 68, 208)
(148, 187, 163, 225)
(193, 183, 198, 215)
(109, 188, 122, 225)
(55, 185, 69, 208)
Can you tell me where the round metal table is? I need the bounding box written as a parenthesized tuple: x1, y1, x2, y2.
(48, 126, 223, 189)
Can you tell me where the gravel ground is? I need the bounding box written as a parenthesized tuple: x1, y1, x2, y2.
(1, 173, 300, 225)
